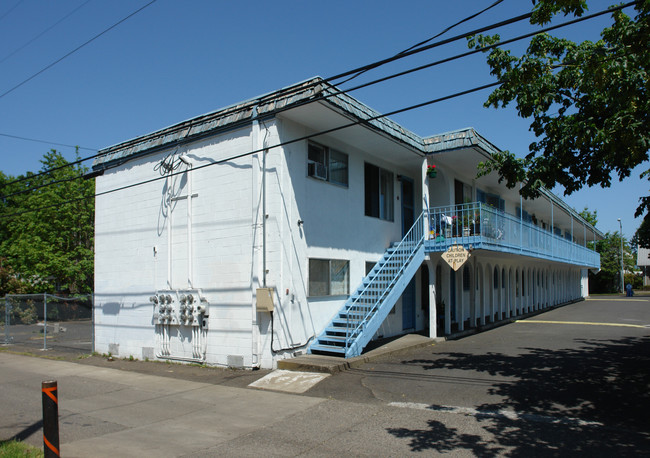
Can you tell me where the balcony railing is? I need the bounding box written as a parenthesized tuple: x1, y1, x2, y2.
(427, 203, 600, 268)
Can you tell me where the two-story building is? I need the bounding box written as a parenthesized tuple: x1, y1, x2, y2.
(91, 77, 602, 368)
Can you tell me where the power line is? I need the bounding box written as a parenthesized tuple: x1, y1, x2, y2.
(0, 148, 105, 191)
(1, 172, 86, 201)
(0, 0, 158, 100)
(0, 1, 636, 198)
(343, 1, 637, 97)
(0, 80, 500, 219)
(0, 133, 98, 151)
(398, 0, 504, 56)
(0, 0, 25, 23)
(0, 4, 533, 189)
(0, 0, 94, 65)
(337, 0, 505, 85)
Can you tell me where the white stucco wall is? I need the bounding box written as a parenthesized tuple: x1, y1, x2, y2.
(94, 116, 427, 368)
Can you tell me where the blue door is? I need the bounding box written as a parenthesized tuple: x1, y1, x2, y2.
(401, 177, 416, 330)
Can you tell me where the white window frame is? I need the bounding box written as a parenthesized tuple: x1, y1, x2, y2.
(307, 141, 348, 187)
(308, 258, 350, 297)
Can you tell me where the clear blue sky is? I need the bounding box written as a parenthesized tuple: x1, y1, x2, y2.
(0, 0, 645, 239)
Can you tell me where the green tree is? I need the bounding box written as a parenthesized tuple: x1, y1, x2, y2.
(0, 150, 94, 294)
(470, 1, 649, 236)
(590, 230, 635, 293)
(632, 216, 650, 249)
(578, 206, 598, 226)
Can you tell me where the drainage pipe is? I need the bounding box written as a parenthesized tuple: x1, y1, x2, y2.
(185, 159, 194, 289)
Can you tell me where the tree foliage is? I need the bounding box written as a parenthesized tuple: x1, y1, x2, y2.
(590, 230, 635, 293)
(471, 0, 649, 233)
(578, 206, 598, 226)
(0, 151, 94, 294)
(632, 214, 650, 248)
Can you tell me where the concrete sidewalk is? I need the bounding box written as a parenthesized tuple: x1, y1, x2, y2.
(0, 352, 323, 457)
(278, 333, 438, 373)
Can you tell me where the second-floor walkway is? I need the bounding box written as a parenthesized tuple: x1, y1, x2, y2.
(426, 203, 600, 269)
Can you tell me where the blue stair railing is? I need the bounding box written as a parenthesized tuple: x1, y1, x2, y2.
(309, 212, 426, 358)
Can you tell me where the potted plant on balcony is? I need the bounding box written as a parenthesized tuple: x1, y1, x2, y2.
(426, 164, 437, 178)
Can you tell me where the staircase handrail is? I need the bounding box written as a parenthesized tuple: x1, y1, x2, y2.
(346, 211, 425, 351)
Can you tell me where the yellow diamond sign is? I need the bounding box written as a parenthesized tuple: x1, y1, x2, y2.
(442, 245, 470, 271)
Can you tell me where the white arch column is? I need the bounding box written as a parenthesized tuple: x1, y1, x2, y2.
(427, 259, 437, 339)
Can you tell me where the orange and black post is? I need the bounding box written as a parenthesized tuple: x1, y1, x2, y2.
(41, 380, 60, 457)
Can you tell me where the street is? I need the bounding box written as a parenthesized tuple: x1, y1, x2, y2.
(1, 296, 649, 456)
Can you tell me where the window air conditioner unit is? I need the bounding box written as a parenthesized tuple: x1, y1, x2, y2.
(308, 162, 327, 180)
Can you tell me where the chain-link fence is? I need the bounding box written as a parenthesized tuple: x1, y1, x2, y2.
(1, 293, 93, 354)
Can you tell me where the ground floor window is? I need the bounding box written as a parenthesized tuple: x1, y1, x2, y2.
(309, 259, 350, 297)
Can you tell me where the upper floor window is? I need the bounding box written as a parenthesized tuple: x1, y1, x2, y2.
(307, 142, 348, 187)
(516, 207, 533, 224)
(364, 162, 394, 221)
(455, 179, 473, 206)
(477, 189, 505, 212)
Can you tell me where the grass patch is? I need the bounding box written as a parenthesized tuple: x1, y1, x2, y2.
(0, 439, 43, 457)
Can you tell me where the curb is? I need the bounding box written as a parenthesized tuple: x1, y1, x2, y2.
(278, 298, 585, 374)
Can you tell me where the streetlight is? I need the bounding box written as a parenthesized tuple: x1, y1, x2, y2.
(618, 218, 624, 293)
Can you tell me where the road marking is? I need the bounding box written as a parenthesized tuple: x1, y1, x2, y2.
(586, 298, 647, 302)
(515, 320, 648, 329)
(389, 402, 603, 427)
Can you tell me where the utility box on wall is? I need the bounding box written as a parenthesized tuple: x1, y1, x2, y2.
(256, 288, 275, 312)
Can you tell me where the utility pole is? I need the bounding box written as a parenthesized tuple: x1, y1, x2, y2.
(618, 218, 624, 293)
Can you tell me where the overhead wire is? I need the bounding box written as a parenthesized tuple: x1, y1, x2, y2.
(0, 0, 158, 100)
(336, 0, 505, 85)
(0, 80, 501, 218)
(0, 146, 103, 191)
(0, 133, 97, 151)
(0, 0, 25, 23)
(0, 0, 94, 65)
(0, 1, 637, 202)
(0, 3, 534, 189)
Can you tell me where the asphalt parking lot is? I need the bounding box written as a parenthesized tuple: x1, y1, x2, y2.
(305, 295, 650, 455)
(2, 295, 649, 456)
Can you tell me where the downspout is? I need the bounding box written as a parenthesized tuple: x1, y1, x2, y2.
(183, 158, 194, 289)
(263, 146, 267, 288)
(167, 174, 173, 290)
(251, 106, 263, 369)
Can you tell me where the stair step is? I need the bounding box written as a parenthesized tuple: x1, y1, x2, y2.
(310, 343, 346, 355)
(318, 334, 347, 343)
(324, 326, 357, 335)
(332, 320, 363, 329)
(309, 226, 424, 358)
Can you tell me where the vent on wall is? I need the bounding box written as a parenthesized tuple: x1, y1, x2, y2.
(227, 355, 244, 368)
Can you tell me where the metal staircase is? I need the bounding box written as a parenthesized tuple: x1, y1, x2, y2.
(309, 212, 425, 358)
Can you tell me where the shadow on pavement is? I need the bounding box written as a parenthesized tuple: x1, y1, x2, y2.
(386, 335, 650, 456)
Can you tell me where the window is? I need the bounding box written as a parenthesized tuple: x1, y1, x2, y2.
(307, 142, 348, 186)
(516, 207, 533, 223)
(364, 163, 394, 221)
(455, 180, 473, 205)
(477, 189, 505, 211)
(309, 259, 350, 297)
